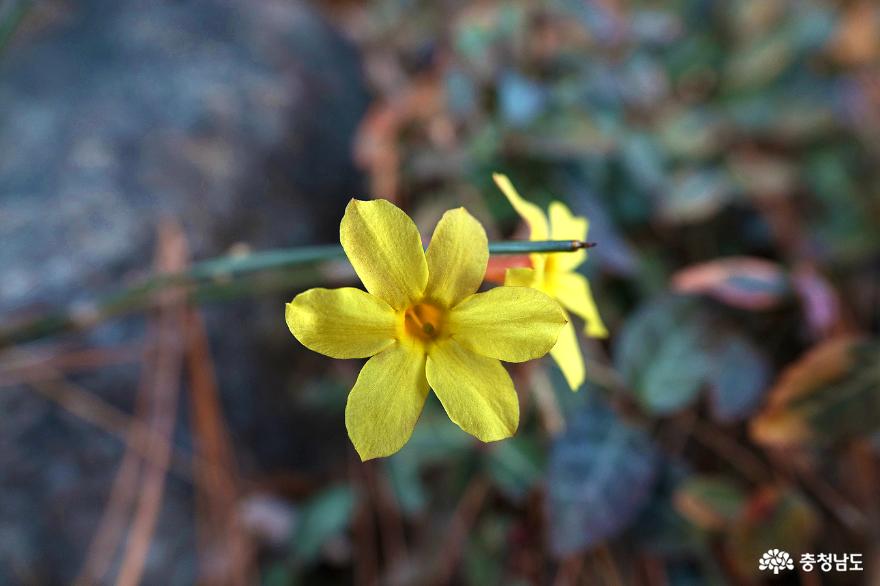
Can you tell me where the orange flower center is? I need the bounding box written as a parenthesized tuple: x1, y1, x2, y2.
(402, 302, 445, 342)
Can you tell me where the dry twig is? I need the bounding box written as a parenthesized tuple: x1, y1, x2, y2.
(115, 220, 189, 586)
(350, 454, 379, 586)
(185, 307, 253, 585)
(434, 475, 491, 586)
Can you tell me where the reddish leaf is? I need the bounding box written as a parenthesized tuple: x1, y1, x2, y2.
(726, 487, 820, 578)
(671, 257, 790, 310)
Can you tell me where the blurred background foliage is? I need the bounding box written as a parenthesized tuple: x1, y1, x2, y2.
(313, 0, 880, 583)
(2, 0, 880, 584)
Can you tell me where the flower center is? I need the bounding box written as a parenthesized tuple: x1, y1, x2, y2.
(402, 302, 445, 342)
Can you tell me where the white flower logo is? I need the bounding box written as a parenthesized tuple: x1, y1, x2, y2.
(759, 549, 794, 574)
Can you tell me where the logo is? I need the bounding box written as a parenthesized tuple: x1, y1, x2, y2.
(759, 549, 794, 574)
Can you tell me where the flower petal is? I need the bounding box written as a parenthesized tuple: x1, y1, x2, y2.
(286, 288, 397, 358)
(448, 286, 566, 362)
(426, 339, 519, 442)
(505, 267, 538, 288)
(493, 173, 548, 240)
(548, 201, 588, 271)
(345, 343, 429, 460)
(340, 199, 429, 310)
(424, 208, 488, 307)
(549, 201, 588, 241)
(553, 272, 609, 338)
(549, 315, 585, 391)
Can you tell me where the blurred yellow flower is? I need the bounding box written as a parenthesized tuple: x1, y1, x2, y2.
(493, 173, 608, 391)
(286, 199, 566, 460)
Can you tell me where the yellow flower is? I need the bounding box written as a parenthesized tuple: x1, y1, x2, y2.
(493, 173, 608, 391)
(286, 199, 567, 460)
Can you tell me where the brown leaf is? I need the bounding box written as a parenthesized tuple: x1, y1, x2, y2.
(750, 337, 872, 447)
(830, 1, 880, 66)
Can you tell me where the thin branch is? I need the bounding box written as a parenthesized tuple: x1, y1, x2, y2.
(0, 239, 594, 347)
(639, 555, 668, 586)
(786, 456, 870, 534)
(553, 555, 584, 586)
(690, 420, 773, 485)
(349, 453, 379, 586)
(185, 307, 253, 585)
(0, 344, 141, 382)
(363, 463, 408, 574)
(115, 220, 188, 586)
(74, 339, 156, 586)
(434, 475, 491, 586)
(26, 376, 193, 479)
(191, 240, 593, 281)
(595, 545, 625, 586)
(530, 367, 565, 436)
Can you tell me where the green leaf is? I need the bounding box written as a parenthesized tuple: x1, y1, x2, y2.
(485, 435, 544, 501)
(674, 476, 747, 530)
(706, 333, 771, 423)
(614, 296, 707, 414)
(292, 485, 355, 565)
(724, 34, 793, 90)
(387, 411, 473, 513)
(615, 296, 771, 420)
(658, 168, 734, 224)
(547, 397, 660, 556)
(621, 132, 666, 193)
(629, 460, 704, 555)
(263, 563, 296, 586)
(727, 151, 798, 199)
(463, 514, 511, 586)
(657, 109, 725, 160)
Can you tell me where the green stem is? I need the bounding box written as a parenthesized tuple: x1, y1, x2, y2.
(190, 239, 591, 280)
(0, 239, 593, 348)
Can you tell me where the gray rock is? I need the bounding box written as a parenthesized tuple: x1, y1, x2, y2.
(0, 0, 368, 582)
(1, 0, 366, 311)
